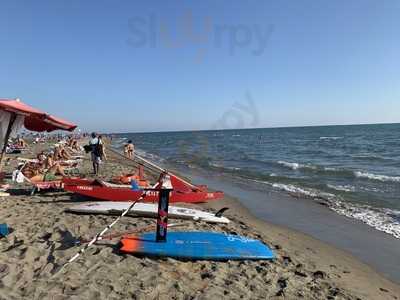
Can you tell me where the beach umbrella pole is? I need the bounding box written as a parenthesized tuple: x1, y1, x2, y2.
(0, 113, 17, 171)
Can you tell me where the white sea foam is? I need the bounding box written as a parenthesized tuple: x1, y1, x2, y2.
(327, 184, 356, 192)
(226, 166, 241, 171)
(277, 161, 317, 171)
(359, 186, 384, 193)
(262, 181, 400, 239)
(135, 149, 165, 163)
(278, 161, 301, 170)
(210, 162, 223, 168)
(271, 183, 336, 200)
(354, 171, 400, 183)
(210, 163, 240, 171)
(324, 167, 338, 172)
(331, 203, 400, 239)
(319, 136, 343, 140)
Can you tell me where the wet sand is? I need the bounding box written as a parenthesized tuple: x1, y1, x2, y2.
(182, 170, 400, 284)
(0, 142, 399, 299)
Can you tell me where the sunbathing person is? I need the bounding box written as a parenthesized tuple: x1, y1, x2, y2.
(54, 145, 72, 160)
(43, 152, 57, 169)
(39, 151, 78, 169)
(21, 162, 66, 182)
(71, 139, 81, 152)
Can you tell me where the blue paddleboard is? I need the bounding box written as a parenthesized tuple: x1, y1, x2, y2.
(120, 231, 275, 260)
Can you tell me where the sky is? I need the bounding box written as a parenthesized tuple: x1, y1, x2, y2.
(1, 0, 399, 133)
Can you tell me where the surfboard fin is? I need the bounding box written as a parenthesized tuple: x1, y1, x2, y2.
(215, 207, 229, 217)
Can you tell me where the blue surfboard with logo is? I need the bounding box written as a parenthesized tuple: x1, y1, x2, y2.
(120, 231, 275, 260)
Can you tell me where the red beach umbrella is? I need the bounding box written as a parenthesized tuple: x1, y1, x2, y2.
(0, 98, 77, 168)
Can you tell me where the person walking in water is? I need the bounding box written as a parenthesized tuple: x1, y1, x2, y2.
(89, 132, 102, 175)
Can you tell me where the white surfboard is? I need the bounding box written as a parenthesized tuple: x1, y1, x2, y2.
(66, 202, 230, 224)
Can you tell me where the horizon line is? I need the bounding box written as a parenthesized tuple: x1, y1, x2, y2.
(107, 121, 400, 135)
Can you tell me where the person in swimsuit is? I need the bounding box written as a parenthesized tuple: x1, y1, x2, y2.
(124, 144, 129, 158)
(126, 140, 134, 159)
(21, 162, 66, 182)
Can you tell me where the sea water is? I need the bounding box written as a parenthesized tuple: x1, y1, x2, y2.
(115, 123, 400, 239)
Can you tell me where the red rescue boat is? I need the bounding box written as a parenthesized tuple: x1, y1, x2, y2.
(62, 174, 224, 203)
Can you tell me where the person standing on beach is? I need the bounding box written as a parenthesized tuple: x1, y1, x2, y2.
(98, 135, 107, 161)
(89, 132, 102, 175)
(124, 143, 129, 157)
(126, 140, 134, 159)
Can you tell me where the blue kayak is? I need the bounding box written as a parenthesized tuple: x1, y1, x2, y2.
(120, 231, 275, 261)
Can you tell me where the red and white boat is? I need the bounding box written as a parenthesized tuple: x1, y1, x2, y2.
(62, 174, 223, 203)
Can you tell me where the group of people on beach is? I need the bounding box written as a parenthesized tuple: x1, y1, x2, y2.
(16, 139, 83, 183)
(11, 132, 135, 182)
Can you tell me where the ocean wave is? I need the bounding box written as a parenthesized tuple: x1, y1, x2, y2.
(276, 161, 343, 174)
(226, 166, 241, 171)
(358, 186, 385, 193)
(331, 203, 400, 239)
(324, 167, 338, 172)
(267, 182, 336, 200)
(267, 182, 400, 239)
(135, 149, 165, 163)
(210, 162, 223, 168)
(319, 136, 343, 140)
(351, 154, 395, 162)
(209, 162, 241, 171)
(277, 161, 300, 170)
(327, 184, 356, 192)
(277, 161, 317, 171)
(354, 171, 400, 183)
(276, 161, 400, 184)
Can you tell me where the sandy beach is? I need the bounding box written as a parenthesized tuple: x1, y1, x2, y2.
(0, 141, 399, 300)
